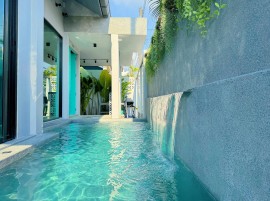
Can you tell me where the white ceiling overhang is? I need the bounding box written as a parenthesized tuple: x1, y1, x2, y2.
(65, 17, 147, 67)
(63, 0, 110, 17)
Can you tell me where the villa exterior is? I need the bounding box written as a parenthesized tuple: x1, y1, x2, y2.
(0, 0, 147, 144)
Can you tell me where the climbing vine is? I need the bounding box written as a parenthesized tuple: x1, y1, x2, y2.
(179, 0, 227, 35)
(146, 0, 226, 79)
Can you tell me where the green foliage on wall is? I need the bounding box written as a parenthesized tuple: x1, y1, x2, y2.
(145, 27, 165, 78)
(146, 0, 226, 79)
(178, 0, 226, 35)
(99, 70, 112, 102)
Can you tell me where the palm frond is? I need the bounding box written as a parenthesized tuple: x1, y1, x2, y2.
(147, 0, 161, 18)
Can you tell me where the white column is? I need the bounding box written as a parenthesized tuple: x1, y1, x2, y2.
(17, 0, 44, 137)
(111, 34, 121, 119)
(35, 0, 44, 134)
(62, 34, 70, 119)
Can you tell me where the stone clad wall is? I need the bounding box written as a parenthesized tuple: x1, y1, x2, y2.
(147, 0, 270, 200)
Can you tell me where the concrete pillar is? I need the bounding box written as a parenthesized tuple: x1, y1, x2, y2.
(111, 34, 121, 118)
(17, 0, 44, 138)
(62, 34, 70, 119)
(34, 0, 44, 134)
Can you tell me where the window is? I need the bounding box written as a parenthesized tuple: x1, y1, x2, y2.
(0, 0, 17, 143)
(0, 0, 4, 141)
(43, 21, 62, 121)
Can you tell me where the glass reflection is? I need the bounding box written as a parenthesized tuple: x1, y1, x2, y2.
(43, 21, 62, 121)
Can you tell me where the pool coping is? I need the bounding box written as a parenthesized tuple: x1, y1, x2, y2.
(0, 132, 59, 170)
(0, 116, 147, 170)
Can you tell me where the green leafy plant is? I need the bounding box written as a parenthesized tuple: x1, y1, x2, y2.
(160, 5, 178, 52)
(129, 66, 139, 77)
(148, 0, 162, 18)
(80, 75, 93, 114)
(145, 0, 226, 79)
(121, 79, 130, 102)
(99, 70, 111, 102)
(43, 66, 57, 77)
(178, 0, 227, 35)
(145, 26, 166, 80)
(80, 69, 104, 115)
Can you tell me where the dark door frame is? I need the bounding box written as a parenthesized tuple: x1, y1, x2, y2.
(2, 0, 17, 143)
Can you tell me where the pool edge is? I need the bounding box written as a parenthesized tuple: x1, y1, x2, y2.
(0, 132, 59, 170)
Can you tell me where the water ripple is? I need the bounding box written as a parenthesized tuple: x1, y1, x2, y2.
(0, 122, 215, 201)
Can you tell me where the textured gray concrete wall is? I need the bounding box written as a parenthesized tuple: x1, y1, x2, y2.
(147, 0, 270, 200)
(148, 0, 270, 97)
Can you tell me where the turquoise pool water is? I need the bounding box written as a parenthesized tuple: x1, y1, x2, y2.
(0, 122, 215, 201)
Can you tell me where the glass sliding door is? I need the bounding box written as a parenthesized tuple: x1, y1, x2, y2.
(43, 21, 62, 121)
(0, 0, 4, 141)
(0, 0, 17, 143)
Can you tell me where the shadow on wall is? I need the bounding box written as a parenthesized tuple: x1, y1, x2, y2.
(149, 90, 193, 161)
(149, 92, 183, 160)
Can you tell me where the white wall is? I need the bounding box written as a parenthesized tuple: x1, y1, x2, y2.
(44, 0, 81, 119)
(17, 0, 44, 138)
(44, 0, 64, 35)
(44, 0, 69, 119)
(16, 0, 81, 139)
(133, 65, 147, 119)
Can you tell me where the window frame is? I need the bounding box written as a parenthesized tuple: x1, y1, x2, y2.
(1, 0, 17, 142)
(43, 20, 63, 122)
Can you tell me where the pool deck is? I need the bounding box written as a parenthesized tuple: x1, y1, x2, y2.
(0, 116, 146, 170)
(0, 132, 59, 170)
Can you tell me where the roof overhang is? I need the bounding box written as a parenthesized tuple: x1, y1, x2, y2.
(63, 0, 110, 17)
(65, 17, 147, 67)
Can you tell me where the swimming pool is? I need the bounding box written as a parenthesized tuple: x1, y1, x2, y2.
(0, 122, 215, 201)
